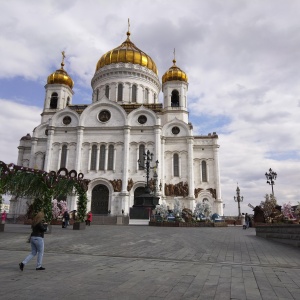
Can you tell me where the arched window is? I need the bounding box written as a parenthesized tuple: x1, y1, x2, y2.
(132, 85, 137, 102)
(90, 145, 97, 170)
(107, 145, 114, 170)
(99, 145, 106, 170)
(145, 88, 149, 102)
(117, 84, 123, 101)
(60, 145, 67, 168)
(202, 161, 207, 182)
(66, 96, 70, 106)
(138, 145, 145, 170)
(105, 85, 109, 99)
(173, 153, 179, 177)
(50, 92, 58, 109)
(171, 90, 179, 107)
(154, 93, 156, 103)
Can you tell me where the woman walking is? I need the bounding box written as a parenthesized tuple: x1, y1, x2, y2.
(19, 211, 48, 271)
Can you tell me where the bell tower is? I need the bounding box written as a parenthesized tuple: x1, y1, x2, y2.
(42, 52, 74, 123)
(162, 50, 189, 123)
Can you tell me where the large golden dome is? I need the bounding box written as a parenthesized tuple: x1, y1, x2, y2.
(96, 32, 158, 75)
(162, 59, 188, 84)
(47, 52, 74, 89)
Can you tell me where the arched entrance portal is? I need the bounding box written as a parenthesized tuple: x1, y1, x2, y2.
(91, 184, 109, 214)
(134, 186, 146, 198)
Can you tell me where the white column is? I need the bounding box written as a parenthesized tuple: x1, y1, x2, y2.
(17, 147, 24, 166)
(104, 145, 108, 171)
(57, 147, 62, 169)
(171, 155, 174, 177)
(154, 124, 161, 185)
(213, 143, 222, 215)
(187, 137, 195, 198)
(179, 154, 182, 178)
(44, 126, 54, 172)
(75, 126, 84, 172)
(115, 84, 118, 102)
(136, 145, 139, 172)
(87, 146, 91, 172)
(161, 138, 165, 197)
(128, 84, 132, 103)
(65, 146, 69, 169)
(113, 147, 117, 172)
(122, 126, 130, 192)
(96, 144, 100, 171)
(29, 137, 38, 168)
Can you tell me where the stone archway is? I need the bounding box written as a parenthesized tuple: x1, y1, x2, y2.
(91, 184, 109, 214)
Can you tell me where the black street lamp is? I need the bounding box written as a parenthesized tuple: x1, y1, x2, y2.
(234, 185, 243, 218)
(138, 150, 159, 194)
(265, 168, 277, 195)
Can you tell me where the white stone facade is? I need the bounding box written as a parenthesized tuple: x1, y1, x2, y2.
(13, 38, 223, 217)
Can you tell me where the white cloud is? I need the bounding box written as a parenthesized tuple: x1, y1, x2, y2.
(1, 0, 300, 214)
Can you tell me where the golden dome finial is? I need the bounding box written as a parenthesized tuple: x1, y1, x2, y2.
(61, 51, 66, 69)
(47, 51, 74, 89)
(173, 48, 176, 65)
(162, 50, 188, 84)
(127, 18, 131, 40)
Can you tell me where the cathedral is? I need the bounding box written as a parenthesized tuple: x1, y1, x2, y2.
(13, 28, 223, 217)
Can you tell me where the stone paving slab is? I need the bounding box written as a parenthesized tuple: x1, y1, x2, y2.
(0, 224, 300, 300)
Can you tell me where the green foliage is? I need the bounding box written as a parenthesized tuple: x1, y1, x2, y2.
(0, 162, 90, 223)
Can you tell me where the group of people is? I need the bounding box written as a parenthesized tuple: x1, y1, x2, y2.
(61, 210, 93, 228)
(19, 209, 93, 272)
(242, 213, 251, 229)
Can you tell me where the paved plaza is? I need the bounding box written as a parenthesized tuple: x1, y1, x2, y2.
(0, 224, 299, 300)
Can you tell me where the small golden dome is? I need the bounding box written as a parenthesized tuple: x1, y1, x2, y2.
(47, 52, 74, 89)
(162, 59, 188, 84)
(95, 32, 158, 75)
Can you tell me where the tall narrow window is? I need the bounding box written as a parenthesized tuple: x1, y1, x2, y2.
(99, 145, 106, 170)
(107, 145, 114, 170)
(145, 88, 149, 102)
(105, 85, 109, 99)
(117, 83, 123, 101)
(171, 90, 179, 107)
(139, 145, 145, 170)
(173, 153, 179, 177)
(50, 92, 58, 109)
(60, 145, 67, 168)
(154, 93, 156, 103)
(202, 161, 207, 182)
(90, 145, 97, 170)
(132, 85, 137, 102)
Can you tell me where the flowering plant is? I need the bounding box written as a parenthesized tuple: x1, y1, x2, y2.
(52, 199, 68, 220)
(282, 202, 296, 220)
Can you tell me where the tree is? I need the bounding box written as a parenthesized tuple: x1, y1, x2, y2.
(260, 194, 277, 220)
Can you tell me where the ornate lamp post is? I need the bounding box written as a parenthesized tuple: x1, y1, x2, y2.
(234, 185, 243, 218)
(138, 150, 159, 193)
(265, 168, 277, 195)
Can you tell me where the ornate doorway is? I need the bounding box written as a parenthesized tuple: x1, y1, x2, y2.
(91, 184, 109, 214)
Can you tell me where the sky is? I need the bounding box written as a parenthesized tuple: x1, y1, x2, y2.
(1, 0, 300, 215)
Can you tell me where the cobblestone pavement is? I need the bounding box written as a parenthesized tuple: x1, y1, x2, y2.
(0, 224, 299, 300)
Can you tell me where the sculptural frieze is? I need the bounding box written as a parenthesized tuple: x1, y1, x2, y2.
(109, 179, 122, 192)
(165, 181, 189, 197)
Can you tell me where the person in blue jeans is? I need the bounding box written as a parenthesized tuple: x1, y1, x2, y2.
(19, 211, 48, 271)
